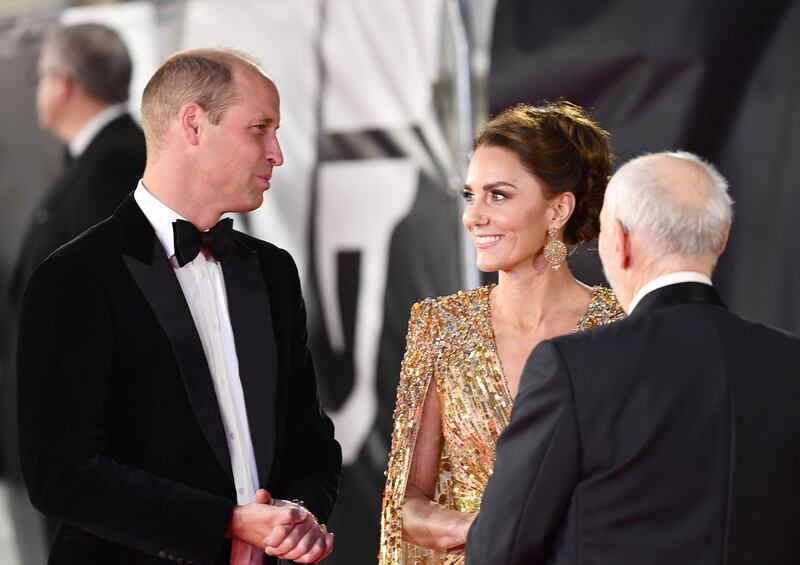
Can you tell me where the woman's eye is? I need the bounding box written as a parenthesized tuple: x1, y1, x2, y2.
(462, 190, 474, 202)
(491, 191, 507, 201)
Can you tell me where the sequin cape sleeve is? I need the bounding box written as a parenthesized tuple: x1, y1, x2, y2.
(378, 285, 624, 563)
(575, 286, 626, 331)
(379, 298, 439, 564)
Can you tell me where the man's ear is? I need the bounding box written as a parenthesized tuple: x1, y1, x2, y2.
(178, 103, 203, 146)
(717, 232, 729, 256)
(613, 219, 632, 270)
(57, 74, 75, 102)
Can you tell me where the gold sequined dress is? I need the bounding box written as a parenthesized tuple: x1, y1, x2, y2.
(379, 284, 624, 564)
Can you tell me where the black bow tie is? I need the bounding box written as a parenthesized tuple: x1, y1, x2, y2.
(172, 218, 235, 267)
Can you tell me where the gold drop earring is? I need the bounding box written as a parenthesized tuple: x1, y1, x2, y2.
(543, 226, 567, 270)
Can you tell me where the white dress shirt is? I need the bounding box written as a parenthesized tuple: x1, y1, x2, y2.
(134, 182, 263, 564)
(627, 271, 713, 314)
(69, 103, 128, 158)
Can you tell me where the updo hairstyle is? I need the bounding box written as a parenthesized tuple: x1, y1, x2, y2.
(473, 101, 612, 244)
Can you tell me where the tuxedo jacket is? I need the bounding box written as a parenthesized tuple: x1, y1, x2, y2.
(467, 283, 800, 565)
(5, 114, 144, 489)
(17, 195, 342, 565)
(10, 112, 146, 308)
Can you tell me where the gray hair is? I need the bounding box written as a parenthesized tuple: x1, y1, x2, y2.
(41, 23, 132, 104)
(605, 150, 733, 258)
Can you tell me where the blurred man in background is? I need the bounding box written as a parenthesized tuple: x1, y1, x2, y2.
(10, 22, 145, 301)
(3, 22, 145, 563)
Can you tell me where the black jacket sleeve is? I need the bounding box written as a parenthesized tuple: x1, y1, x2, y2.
(272, 249, 341, 523)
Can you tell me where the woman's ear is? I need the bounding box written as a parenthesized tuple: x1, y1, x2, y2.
(551, 191, 576, 227)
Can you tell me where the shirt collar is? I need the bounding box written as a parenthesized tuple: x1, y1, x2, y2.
(133, 180, 185, 260)
(69, 103, 128, 158)
(628, 271, 713, 314)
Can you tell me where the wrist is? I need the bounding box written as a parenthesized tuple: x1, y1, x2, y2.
(288, 499, 310, 513)
(289, 498, 321, 525)
(444, 510, 474, 546)
(226, 506, 242, 539)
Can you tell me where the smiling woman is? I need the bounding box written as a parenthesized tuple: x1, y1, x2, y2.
(379, 101, 625, 564)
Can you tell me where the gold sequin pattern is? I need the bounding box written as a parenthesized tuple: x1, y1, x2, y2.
(379, 285, 624, 564)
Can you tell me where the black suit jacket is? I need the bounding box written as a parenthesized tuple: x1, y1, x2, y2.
(17, 195, 341, 565)
(467, 282, 800, 564)
(10, 112, 146, 306)
(4, 114, 145, 488)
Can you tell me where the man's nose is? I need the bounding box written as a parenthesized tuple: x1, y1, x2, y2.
(266, 136, 284, 166)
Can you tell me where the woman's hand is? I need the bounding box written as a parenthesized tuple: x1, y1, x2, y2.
(443, 510, 476, 553)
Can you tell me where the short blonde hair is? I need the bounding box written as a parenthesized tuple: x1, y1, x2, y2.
(140, 48, 262, 154)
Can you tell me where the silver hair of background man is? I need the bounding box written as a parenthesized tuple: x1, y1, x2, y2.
(604, 150, 734, 258)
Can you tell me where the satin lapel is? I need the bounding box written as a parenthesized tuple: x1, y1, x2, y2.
(123, 238, 233, 481)
(223, 248, 277, 485)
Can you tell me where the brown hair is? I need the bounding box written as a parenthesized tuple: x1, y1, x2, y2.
(473, 101, 612, 244)
(140, 48, 262, 154)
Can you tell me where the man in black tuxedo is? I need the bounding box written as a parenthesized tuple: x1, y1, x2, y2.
(10, 23, 146, 305)
(17, 47, 341, 565)
(4, 23, 145, 562)
(467, 151, 800, 564)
